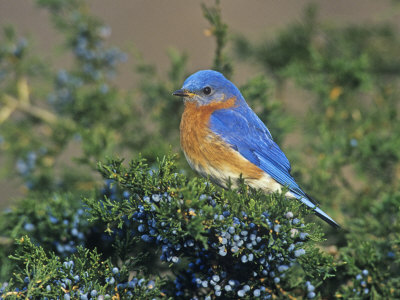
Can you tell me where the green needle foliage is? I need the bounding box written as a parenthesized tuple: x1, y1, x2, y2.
(4, 236, 163, 299)
(1, 155, 333, 299)
(0, 0, 400, 299)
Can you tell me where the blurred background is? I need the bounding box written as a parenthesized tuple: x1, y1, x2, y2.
(1, 0, 400, 297)
(0, 0, 400, 214)
(1, 0, 399, 208)
(1, 1, 396, 81)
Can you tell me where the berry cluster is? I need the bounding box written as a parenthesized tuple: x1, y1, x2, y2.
(1, 154, 328, 299)
(170, 206, 311, 298)
(101, 175, 314, 299)
(305, 281, 316, 299)
(48, 69, 83, 111)
(47, 13, 126, 114)
(14, 147, 49, 189)
(0, 35, 27, 61)
(15, 151, 37, 177)
(352, 269, 370, 296)
(0, 258, 159, 299)
(51, 207, 88, 256)
(5, 194, 91, 257)
(73, 25, 127, 81)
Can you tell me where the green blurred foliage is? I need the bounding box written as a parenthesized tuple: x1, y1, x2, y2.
(0, 0, 400, 298)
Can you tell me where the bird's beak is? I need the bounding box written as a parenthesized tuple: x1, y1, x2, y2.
(172, 89, 196, 98)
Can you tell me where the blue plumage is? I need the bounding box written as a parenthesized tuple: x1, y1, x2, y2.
(174, 70, 340, 228)
(210, 108, 305, 199)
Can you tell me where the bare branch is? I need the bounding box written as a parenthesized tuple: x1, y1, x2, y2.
(1, 94, 76, 129)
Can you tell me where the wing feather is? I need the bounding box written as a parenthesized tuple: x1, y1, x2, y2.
(209, 106, 307, 199)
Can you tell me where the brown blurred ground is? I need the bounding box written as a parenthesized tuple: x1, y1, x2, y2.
(0, 0, 396, 208)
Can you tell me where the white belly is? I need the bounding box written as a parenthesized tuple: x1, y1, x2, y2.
(185, 152, 286, 195)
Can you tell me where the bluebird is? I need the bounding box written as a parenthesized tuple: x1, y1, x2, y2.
(173, 70, 339, 228)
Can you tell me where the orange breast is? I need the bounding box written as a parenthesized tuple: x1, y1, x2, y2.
(180, 98, 263, 185)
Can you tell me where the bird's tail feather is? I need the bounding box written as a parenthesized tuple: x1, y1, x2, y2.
(313, 206, 340, 228)
(295, 194, 340, 228)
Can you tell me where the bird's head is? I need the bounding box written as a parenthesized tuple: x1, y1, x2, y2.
(173, 70, 242, 105)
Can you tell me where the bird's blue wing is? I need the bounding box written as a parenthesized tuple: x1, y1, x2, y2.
(209, 107, 342, 228)
(209, 106, 308, 200)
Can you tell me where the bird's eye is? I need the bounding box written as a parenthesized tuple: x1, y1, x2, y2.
(203, 86, 212, 95)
